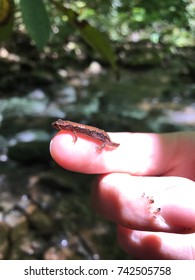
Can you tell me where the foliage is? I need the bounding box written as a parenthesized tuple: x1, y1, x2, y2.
(82, 0, 195, 46)
(20, 0, 50, 50)
(0, 0, 194, 69)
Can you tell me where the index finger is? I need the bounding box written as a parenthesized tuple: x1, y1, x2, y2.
(50, 130, 182, 175)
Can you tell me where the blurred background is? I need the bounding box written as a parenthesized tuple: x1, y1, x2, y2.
(0, 0, 194, 259)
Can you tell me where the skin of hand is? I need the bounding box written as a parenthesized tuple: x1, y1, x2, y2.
(50, 130, 195, 260)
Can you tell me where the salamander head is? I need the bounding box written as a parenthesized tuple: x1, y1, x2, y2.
(52, 119, 67, 130)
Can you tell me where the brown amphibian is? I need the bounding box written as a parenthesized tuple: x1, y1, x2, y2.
(52, 119, 120, 150)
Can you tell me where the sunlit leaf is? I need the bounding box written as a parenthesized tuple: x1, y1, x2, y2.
(20, 0, 51, 50)
(79, 23, 117, 73)
(0, 0, 12, 25)
(51, 1, 118, 75)
(0, 0, 14, 41)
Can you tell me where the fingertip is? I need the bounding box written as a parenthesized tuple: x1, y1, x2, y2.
(49, 132, 61, 161)
(117, 226, 163, 259)
(49, 136, 55, 159)
(49, 131, 75, 170)
(49, 131, 107, 173)
(117, 225, 131, 248)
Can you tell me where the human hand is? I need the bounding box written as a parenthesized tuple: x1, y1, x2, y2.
(50, 130, 195, 259)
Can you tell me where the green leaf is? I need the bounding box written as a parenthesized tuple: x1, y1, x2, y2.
(50, 1, 118, 75)
(20, 0, 51, 50)
(67, 8, 117, 74)
(79, 23, 117, 73)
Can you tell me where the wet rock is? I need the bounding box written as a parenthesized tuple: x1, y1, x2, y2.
(44, 246, 74, 260)
(0, 93, 65, 135)
(87, 61, 103, 76)
(7, 130, 50, 162)
(35, 170, 82, 192)
(66, 233, 99, 260)
(28, 208, 55, 235)
(56, 86, 77, 104)
(0, 135, 8, 155)
(0, 192, 18, 212)
(0, 97, 48, 119)
(17, 236, 45, 259)
(4, 209, 29, 242)
(9, 234, 46, 260)
(0, 222, 9, 259)
(27, 177, 56, 210)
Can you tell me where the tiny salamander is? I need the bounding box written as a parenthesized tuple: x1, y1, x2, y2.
(52, 119, 120, 150)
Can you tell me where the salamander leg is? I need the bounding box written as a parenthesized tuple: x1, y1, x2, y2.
(72, 131, 78, 143)
(96, 142, 106, 151)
